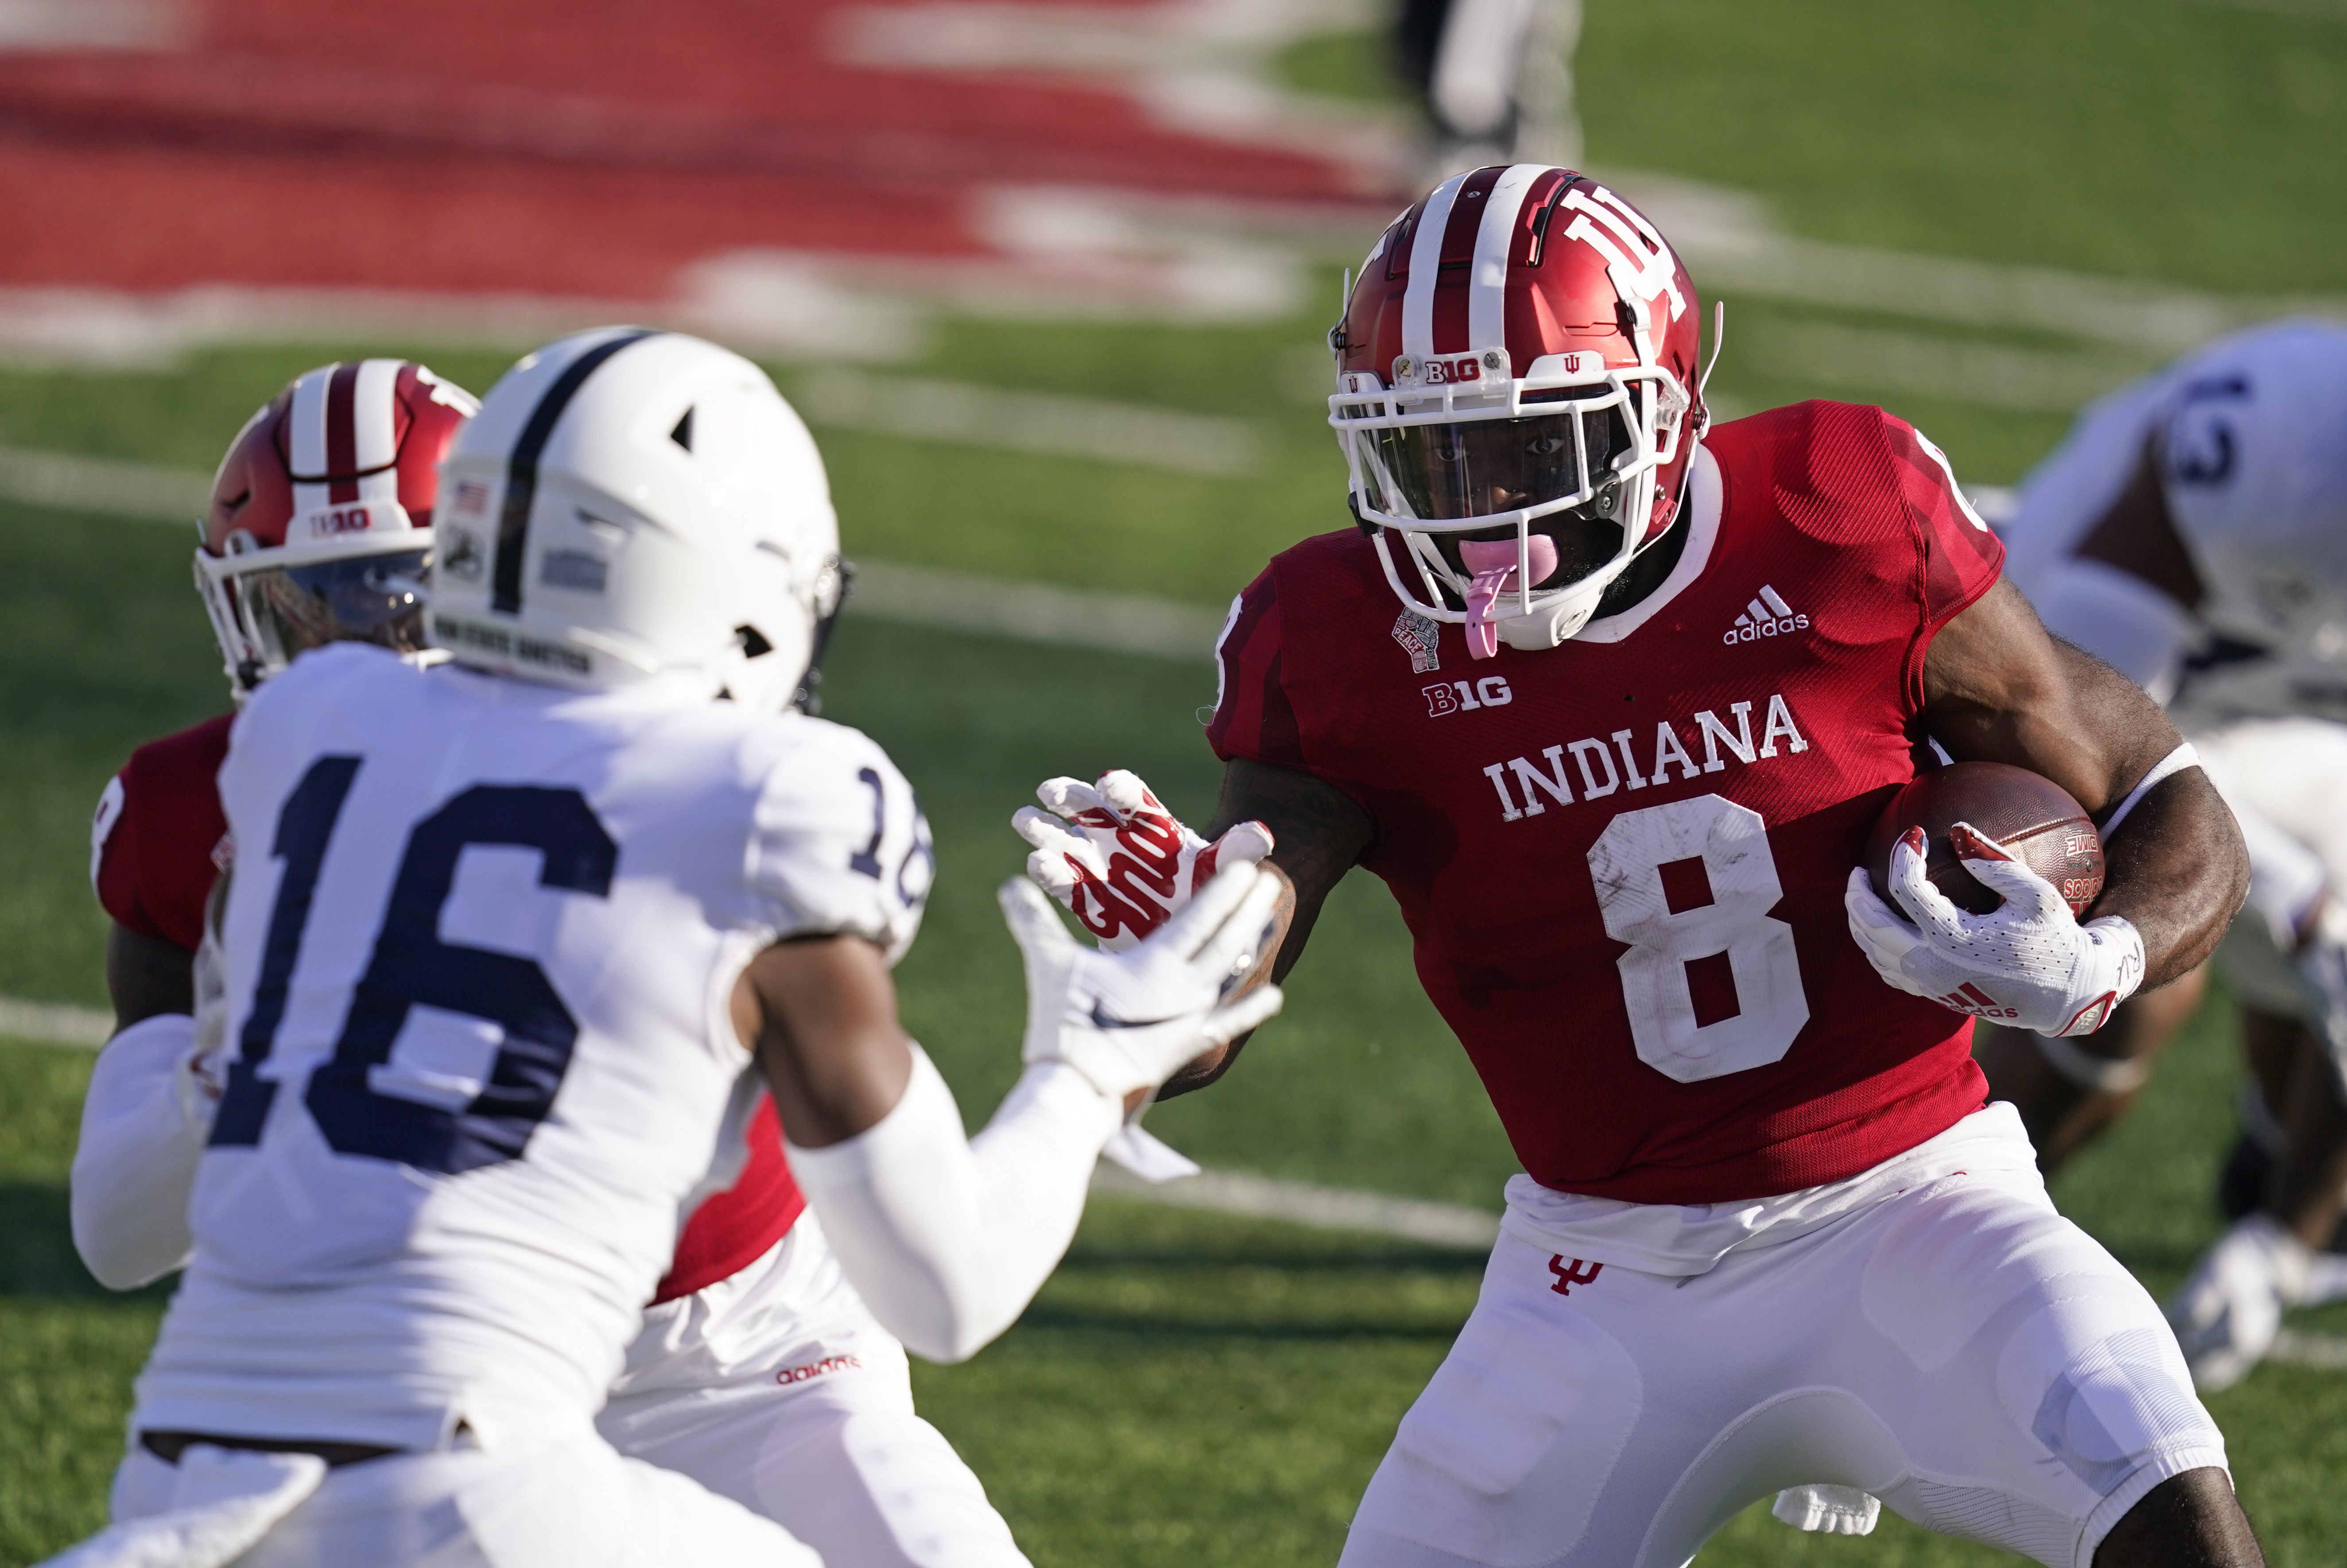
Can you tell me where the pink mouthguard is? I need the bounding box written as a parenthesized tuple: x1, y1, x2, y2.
(1457, 536, 1559, 660)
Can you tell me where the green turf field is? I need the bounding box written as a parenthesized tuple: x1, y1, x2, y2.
(5, 0, 2347, 1560)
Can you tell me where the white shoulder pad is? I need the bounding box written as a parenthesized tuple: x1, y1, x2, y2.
(743, 718, 933, 965)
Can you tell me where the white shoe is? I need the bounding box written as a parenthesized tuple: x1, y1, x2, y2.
(2166, 1213, 2314, 1392)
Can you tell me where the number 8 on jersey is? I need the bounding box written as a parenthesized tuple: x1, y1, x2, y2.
(1587, 795, 1809, 1083)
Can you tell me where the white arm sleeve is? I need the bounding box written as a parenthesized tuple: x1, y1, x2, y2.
(70, 1012, 208, 1290)
(787, 1044, 1121, 1364)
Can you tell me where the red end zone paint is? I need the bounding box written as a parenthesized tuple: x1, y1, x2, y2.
(0, 0, 1389, 305)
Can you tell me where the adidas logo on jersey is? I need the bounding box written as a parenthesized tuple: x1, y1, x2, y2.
(1724, 585, 1809, 645)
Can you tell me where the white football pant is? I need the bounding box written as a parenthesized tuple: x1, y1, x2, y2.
(107, 1429, 814, 1568)
(2193, 716, 2347, 1030)
(599, 1210, 1031, 1568)
(1338, 1109, 2226, 1568)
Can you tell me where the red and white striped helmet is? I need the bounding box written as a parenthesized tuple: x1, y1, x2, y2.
(196, 360, 478, 693)
(1329, 166, 1707, 655)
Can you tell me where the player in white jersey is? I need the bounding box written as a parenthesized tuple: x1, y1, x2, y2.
(69, 357, 1052, 1568)
(1988, 318, 2347, 1389)
(47, 329, 1284, 1568)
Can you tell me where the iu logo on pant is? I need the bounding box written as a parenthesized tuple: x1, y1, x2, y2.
(1548, 1255, 1603, 1296)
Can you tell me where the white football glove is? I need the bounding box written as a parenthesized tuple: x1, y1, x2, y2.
(1014, 770, 1273, 952)
(998, 862, 1285, 1102)
(1844, 823, 2144, 1038)
(2166, 1213, 2313, 1392)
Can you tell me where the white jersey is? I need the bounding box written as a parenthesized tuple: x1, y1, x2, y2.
(131, 643, 930, 1452)
(2001, 319, 2347, 727)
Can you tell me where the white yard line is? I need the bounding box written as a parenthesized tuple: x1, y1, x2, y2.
(2268, 1327, 2347, 1370)
(0, 995, 113, 1048)
(0, 442, 1230, 661)
(1737, 320, 2152, 415)
(794, 368, 1258, 475)
(1091, 1161, 1500, 1249)
(849, 560, 1222, 660)
(0, 443, 210, 523)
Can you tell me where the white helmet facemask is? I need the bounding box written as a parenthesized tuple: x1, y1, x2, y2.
(429, 329, 845, 714)
(1331, 349, 1694, 657)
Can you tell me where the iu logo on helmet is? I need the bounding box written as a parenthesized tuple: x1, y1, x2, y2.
(1556, 185, 1686, 326)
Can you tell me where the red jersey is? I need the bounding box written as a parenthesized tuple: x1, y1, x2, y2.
(89, 712, 802, 1303)
(92, 713, 234, 955)
(1209, 402, 2005, 1203)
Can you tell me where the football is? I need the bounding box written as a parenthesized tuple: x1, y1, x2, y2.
(1865, 761, 2105, 919)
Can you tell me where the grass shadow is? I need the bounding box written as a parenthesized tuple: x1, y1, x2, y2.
(0, 1182, 174, 1304)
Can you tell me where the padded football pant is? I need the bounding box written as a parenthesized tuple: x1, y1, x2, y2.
(598, 1211, 1031, 1568)
(107, 1428, 814, 1568)
(2195, 718, 2347, 1041)
(1338, 1140, 2227, 1568)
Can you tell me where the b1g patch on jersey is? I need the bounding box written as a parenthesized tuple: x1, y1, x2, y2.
(1393, 609, 1442, 673)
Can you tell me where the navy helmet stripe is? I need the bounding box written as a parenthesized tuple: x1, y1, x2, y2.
(492, 327, 659, 614)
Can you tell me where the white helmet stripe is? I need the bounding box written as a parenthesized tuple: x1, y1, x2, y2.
(287, 364, 334, 514)
(1467, 164, 1544, 352)
(1400, 171, 1468, 365)
(352, 359, 403, 500)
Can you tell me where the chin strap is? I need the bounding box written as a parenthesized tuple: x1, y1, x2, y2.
(791, 558, 856, 716)
(1698, 299, 1726, 401)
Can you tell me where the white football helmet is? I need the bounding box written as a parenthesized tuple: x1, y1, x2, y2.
(430, 329, 847, 714)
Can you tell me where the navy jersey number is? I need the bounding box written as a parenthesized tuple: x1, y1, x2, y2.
(213, 768, 618, 1176)
(306, 786, 617, 1173)
(211, 755, 361, 1146)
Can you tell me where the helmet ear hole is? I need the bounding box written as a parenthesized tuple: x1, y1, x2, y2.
(736, 623, 774, 659)
(670, 408, 694, 452)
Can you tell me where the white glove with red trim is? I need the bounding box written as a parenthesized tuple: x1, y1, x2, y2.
(1844, 823, 2145, 1038)
(999, 865, 1285, 1103)
(1014, 771, 1273, 952)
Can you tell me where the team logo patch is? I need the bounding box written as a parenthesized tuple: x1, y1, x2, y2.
(1392, 609, 1441, 673)
(1548, 1255, 1603, 1296)
(775, 1352, 862, 1386)
(1725, 585, 1809, 645)
(443, 530, 486, 582)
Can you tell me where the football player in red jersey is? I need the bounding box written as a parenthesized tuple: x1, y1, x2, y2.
(1018, 167, 2262, 1566)
(76, 362, 1032, 1568)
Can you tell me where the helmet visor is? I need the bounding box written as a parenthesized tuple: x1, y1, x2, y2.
(1356, 406, 1635, 594)
(1358, 405, 1630, 519)
(233, 548, 431, 677)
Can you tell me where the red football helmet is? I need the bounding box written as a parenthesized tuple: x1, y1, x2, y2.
(1329, 165, 1709, 655)
(196, 360, 478, 693)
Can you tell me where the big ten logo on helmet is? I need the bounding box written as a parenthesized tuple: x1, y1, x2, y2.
(1426, 677, 1513, 717)
(299, 503, 388, 539)
(1393, 349, 1505, 388)
(1480, 693, 1808, 822)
